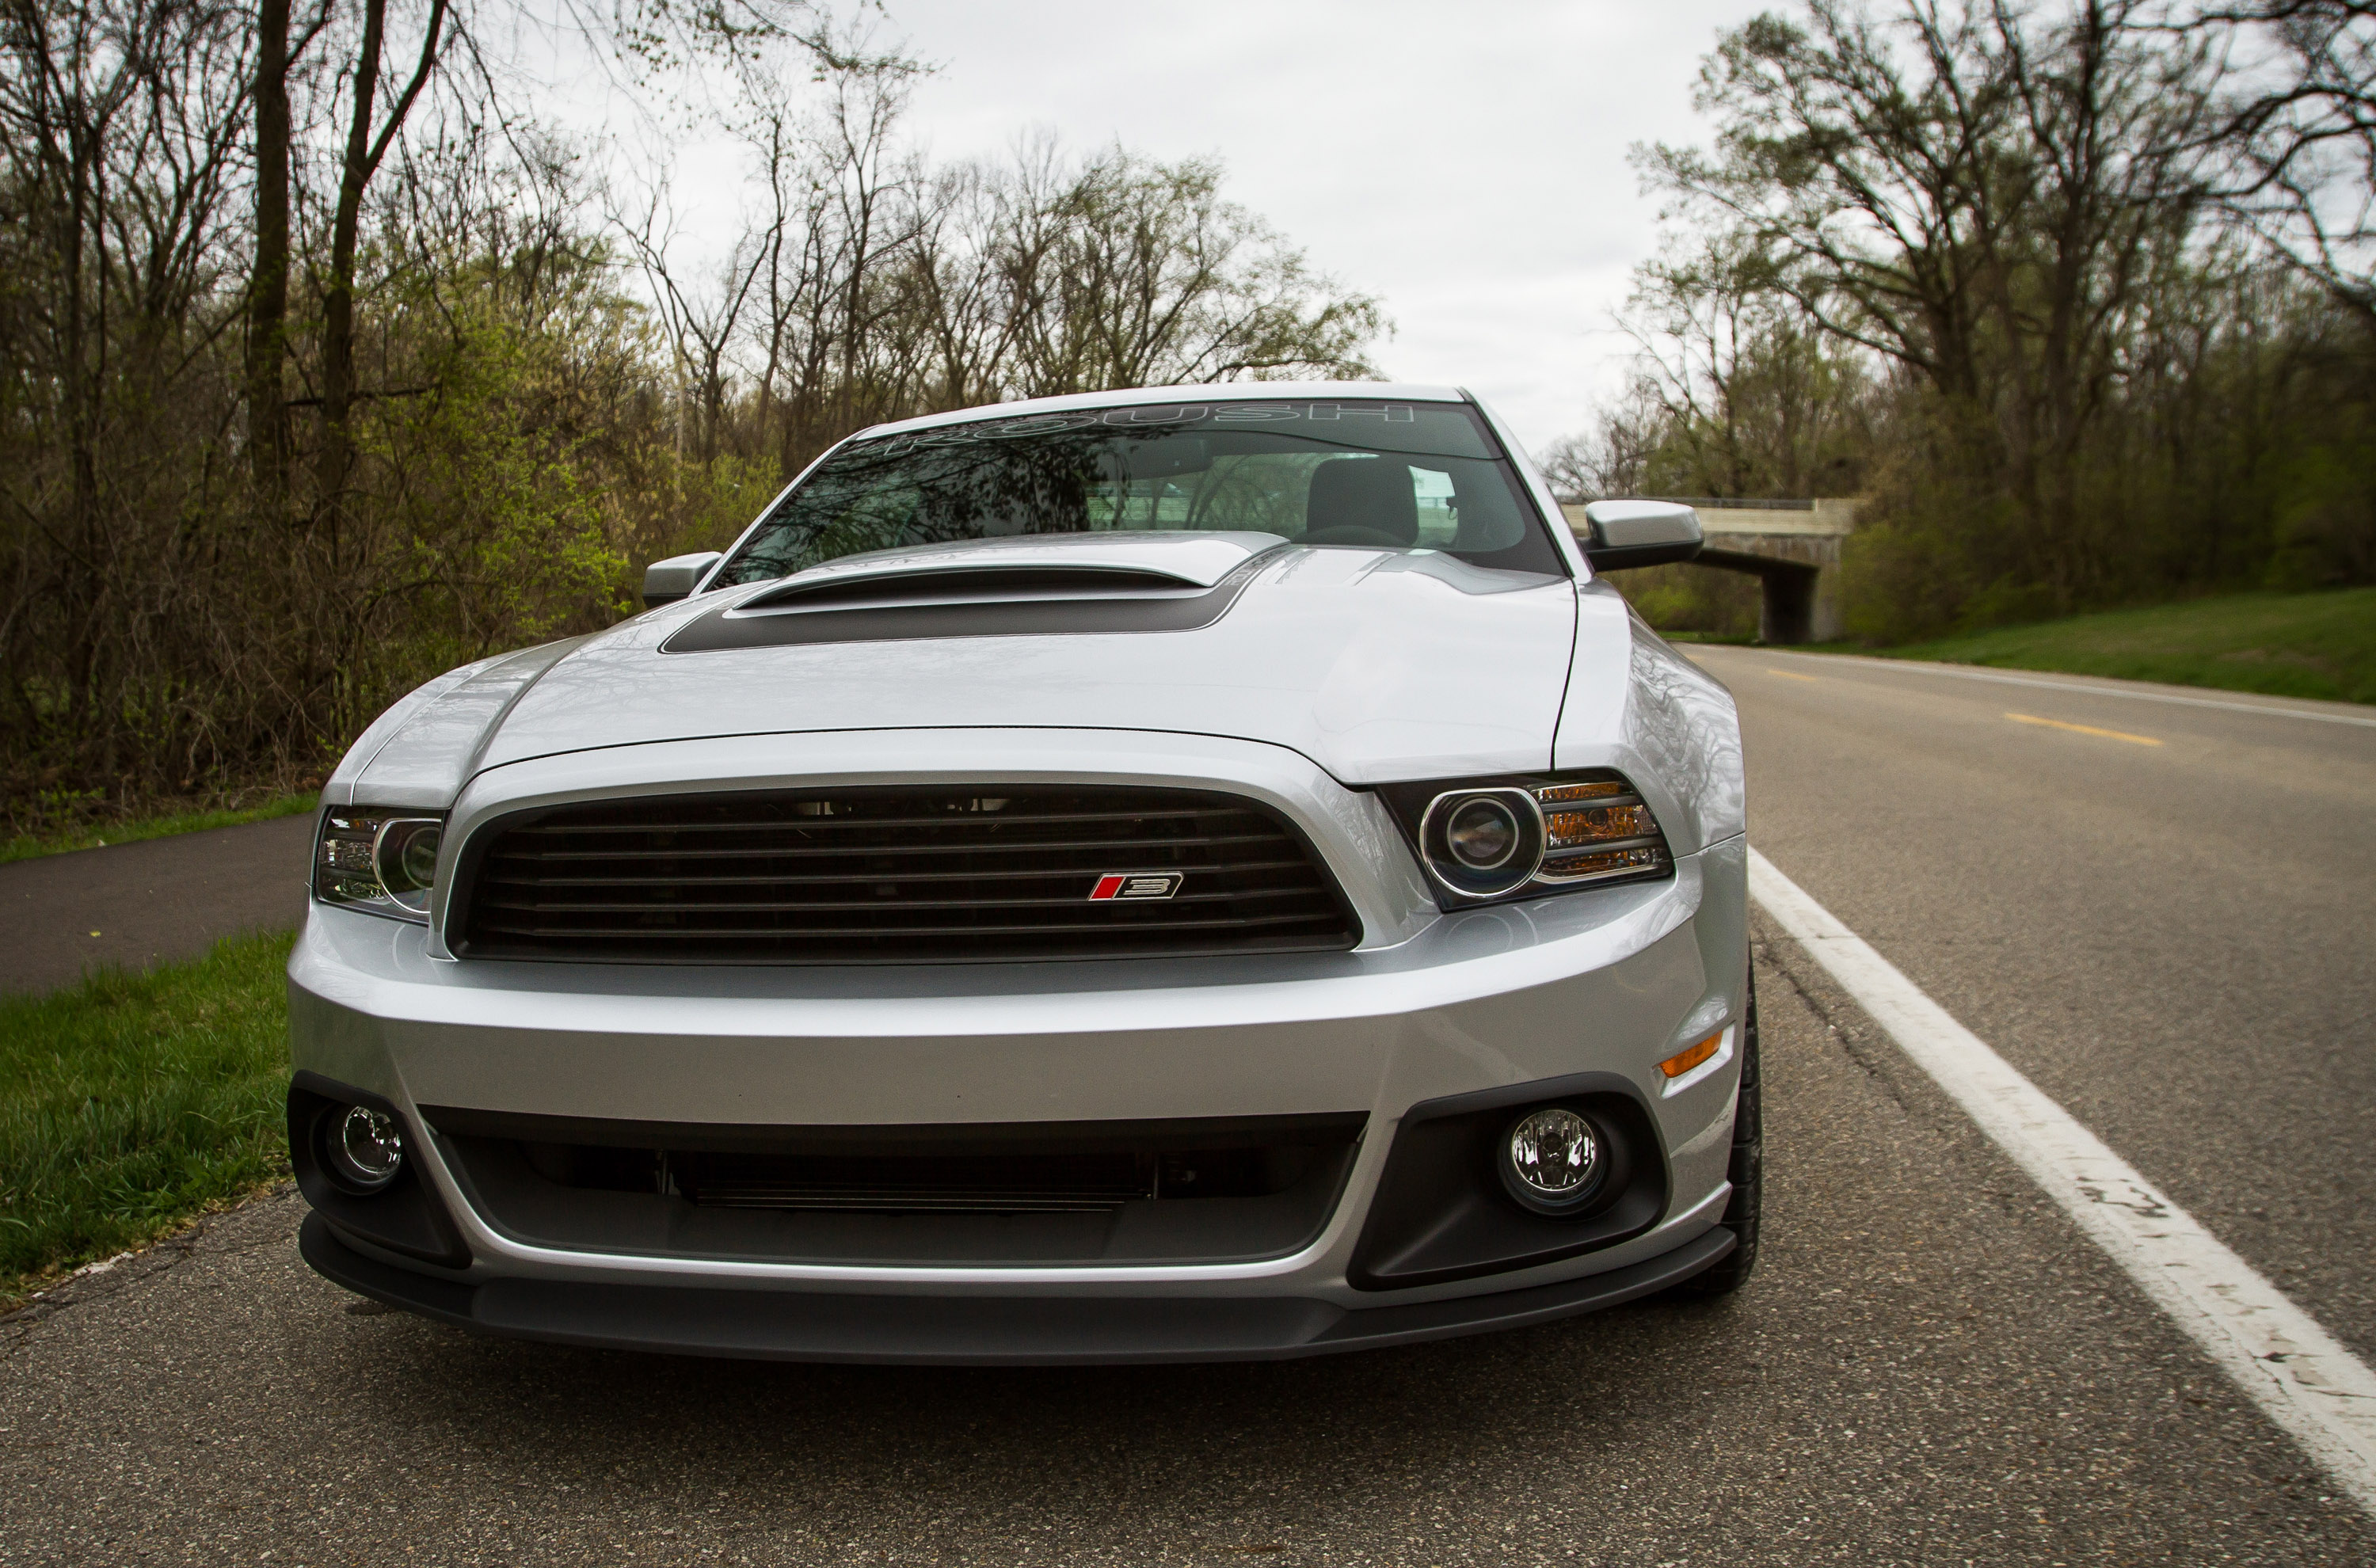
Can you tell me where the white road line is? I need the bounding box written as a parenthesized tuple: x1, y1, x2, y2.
(1738, 651, 2376, 729)
(1749, 847, 2376, 1514)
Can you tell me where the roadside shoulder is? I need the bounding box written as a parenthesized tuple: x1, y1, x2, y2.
(1708, 645, 2376, 726)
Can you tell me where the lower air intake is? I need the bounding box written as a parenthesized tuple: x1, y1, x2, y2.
(453, 784, 1360, 964)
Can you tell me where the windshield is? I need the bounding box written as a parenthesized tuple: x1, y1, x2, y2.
(712, 398, 1567, 586)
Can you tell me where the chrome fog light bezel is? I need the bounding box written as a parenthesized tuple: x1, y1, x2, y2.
(322, 1103, 406, 1194)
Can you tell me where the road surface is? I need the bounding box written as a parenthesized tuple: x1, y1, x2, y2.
(1693, 646, 2376, 1366)
(0, 814, 313, 995)
(1, 655, 2370, 1564)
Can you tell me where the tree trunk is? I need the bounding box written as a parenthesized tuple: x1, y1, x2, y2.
(317, 0, 387, 521)
(246, 0, 290, 498)
(317, 0, 445, 522)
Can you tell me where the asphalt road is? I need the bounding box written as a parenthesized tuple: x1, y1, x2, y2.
(0, 813, 314, 995)
(1, 659, 2371, 1563)
(1690, 648, 2376, 1367)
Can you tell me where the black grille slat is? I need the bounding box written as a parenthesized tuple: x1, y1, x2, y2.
(483, 831, 1286, 863)
(474, 888, 1323, 915)
(506, 806, 1258, 835)
(470, 915, 1345, 940)
(455, 784, 1361, 964)
(479, 858, 1317, 889)
(466, 911, 1348, 939)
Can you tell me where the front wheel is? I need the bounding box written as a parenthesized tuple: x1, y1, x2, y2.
(1673, 968, 1761, 1297)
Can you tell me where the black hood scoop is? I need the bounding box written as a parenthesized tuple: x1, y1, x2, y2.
(661, 551, 1282, 654)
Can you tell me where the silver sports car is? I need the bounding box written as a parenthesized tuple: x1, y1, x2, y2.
(287, 382, 1756, 1362)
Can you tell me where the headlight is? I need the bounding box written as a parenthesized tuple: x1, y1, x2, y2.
(1381, 771, 1671, 907)
(314, 808, 447, 923)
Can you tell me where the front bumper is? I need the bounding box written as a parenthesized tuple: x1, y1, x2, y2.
(288, 732, 1750, 1361)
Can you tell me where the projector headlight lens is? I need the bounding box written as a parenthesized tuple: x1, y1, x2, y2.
(1418, 788, 1543, 897)
(378, 819, 444, 898)
(1445, 797, 1521, 869)
(315, 809, 447, 923)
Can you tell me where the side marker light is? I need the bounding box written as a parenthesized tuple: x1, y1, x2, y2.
(1660, 1032, 1725, 1079)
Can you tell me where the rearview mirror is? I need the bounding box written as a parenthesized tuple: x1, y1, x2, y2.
(1124, 436, 1212, 480)
(642, 550, 723, 609)
(1578, 500, 1702, 571)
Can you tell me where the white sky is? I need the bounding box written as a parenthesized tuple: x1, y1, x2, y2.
(572, 0, 1776, 453)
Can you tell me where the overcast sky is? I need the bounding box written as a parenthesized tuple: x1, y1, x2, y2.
(585, 1, 1778, 452)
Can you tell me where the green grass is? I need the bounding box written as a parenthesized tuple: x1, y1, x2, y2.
(0, 931, 293, 1306)
(0, 793, 317, 867)
(1654, 630, 1760, 646)
(1841, 588, 2376, 705)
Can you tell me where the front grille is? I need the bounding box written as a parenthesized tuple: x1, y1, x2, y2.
(664, 1146, 1310, 1213)
(676, 1150, 1156, 1212)
(424, 1109, 1369, 1264)
(453, 785, 1360, 964)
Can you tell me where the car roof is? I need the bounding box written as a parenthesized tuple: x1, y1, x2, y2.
(855, 382, 1475, 440)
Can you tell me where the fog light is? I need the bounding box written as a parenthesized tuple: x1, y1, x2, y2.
(1499, 1106, 1601, 1214)
(329, 1105, 404, 1193)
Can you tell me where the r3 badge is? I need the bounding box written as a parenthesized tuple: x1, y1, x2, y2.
(1088, 872, 1183, 901)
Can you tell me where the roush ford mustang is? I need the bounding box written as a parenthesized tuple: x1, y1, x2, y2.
(288, 382, 1756, 1362)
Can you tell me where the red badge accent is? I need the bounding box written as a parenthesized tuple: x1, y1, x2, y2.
(1088, 872, 1182, 901)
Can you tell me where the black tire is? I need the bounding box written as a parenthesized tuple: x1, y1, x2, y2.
(1673, 968, 1761, 1297)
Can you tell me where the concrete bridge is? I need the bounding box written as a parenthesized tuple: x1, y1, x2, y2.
(1559, 497, 1862, 644)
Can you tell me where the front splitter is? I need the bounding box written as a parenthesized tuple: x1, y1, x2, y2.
(301, 1212, 1731, 1364)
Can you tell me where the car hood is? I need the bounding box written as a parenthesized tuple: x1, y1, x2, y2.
(337, 539, 1583, 804)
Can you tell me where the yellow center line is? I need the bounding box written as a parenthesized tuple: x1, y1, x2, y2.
(2005, 712, 2163, 747)
(1765, 668, 1823, 683)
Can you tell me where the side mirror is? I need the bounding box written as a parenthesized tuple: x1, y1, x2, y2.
(641, 550, 724, 609)
(1578, 500, 1703, 571)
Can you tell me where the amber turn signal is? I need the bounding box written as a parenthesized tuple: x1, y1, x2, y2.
(1659, 1031, 1724, 1079)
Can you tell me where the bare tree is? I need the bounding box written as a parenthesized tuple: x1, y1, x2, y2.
(998, 147, 1383, 395)
(611, 167, 775, 465)
(317, 0, 450, 518)
(1642, 0, 2222, 596)
(0, 0, 254, 777)
(242, 0, 329, 498)
(2191, 2, 2376, 322)
(0, 0, 1391, 824)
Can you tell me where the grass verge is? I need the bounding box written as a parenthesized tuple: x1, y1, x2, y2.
(1844, 588, 2376, 706)
(0, 793, 318, 867)
(1655, 630, 1760, 646)
(0, 931, 292, 1307)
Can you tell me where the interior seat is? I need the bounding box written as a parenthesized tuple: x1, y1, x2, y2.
(1303, 459, 1418, 545)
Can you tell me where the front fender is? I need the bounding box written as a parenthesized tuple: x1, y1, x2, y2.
(1550, 582, 1744, 858)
